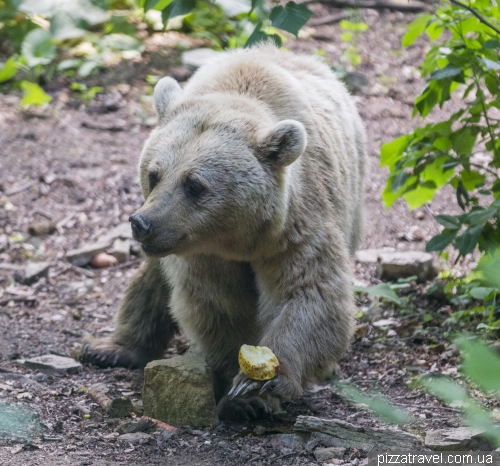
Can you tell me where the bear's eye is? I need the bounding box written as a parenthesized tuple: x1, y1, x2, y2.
(148, 170, 159, 190)
(183, 176, 205, 199)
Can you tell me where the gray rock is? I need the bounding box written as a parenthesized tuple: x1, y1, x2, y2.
(98, 222, 133, 244)
(314, 447, 346, 461)
(28, 221, 57, 237)
(376, 251, 438, 282)
(14, 261, 50, 285)
(143, 351, 218, 427)
(294, 416, 423, 451)
(66, 242, 110, 267)
(181, 48, 225, 71)
(24, 355, 82, 375)
(344, 72, 370, 94)
(355, 248, 395, 264)
(118, 432, 152, 445)
(106, 397, 135, 418)
(112, 238, 130, 264)
(425, 427, 495, 451)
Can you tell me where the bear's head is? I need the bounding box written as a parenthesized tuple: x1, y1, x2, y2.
(130, 77, 307, 260)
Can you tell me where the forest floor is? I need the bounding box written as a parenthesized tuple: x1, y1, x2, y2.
(0, 5, 489, 466)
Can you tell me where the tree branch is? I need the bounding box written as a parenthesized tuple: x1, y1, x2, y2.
(449, 0, 500, 36)
(303, 0, 432, 12)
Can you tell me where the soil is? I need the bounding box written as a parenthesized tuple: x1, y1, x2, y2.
(0, 7, 483, 466)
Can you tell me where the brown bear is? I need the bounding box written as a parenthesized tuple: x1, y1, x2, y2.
(80, 44, 366, 421)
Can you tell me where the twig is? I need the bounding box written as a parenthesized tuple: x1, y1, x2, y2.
(0, 297, 36, 306)
(56, 213, 75, 233)
(449, 0, 500, 36)
(140, 416, 179, 433)
(6, 182, 36, 196)
(68, 264, 94, 278)
(309, 12, 349, 26)
(304, 0, 431, 12)
(114, 257, 140, 270)
(32, 210, 53, 220)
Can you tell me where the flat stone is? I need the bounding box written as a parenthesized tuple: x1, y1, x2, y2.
(315, 447, 346, 461)
(98, 222, 133, 244)
(118, 432, 153, 445)
(14, 262, 50, 285)
(66, 242, 110, 267)
(376, 251, 438, 282)
(143, 351, 218, 427)
(355, 248, 395, 264)
(24, 355, 82, 375)
(181, 48, 225, 71)
(425, 427, 495, 451)
(112, 238, 130, 264)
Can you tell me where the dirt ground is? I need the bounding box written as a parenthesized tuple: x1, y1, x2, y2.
(0, 6, 483, 465)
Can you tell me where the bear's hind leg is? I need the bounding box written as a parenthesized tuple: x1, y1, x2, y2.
(79, 257, 176, 368)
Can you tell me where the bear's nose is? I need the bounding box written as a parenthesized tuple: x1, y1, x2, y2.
(129, 213, 152, 241)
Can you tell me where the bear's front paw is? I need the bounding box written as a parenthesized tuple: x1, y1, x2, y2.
(79, 335, 143, 369)
(229, 371, 301, 400)
(217, 394, 280, 422)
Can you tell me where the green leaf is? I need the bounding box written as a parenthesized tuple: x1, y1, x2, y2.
(433, 137, 451, 151)
(269, 2, 313, 37)
(485, 74, 499, 95)
(426, 229, 457, 252)
(20, 81, 52, 107)
(334, 381, 411, 425)
(245, 24, 282, 48)
(460, 170, 485, 190)
(402, 14, 430, 47)
(429, 64, 462, 81)
(456, 338, 500, 394)
(162, 0, 196, 21)
(435, 215, 461, 230)
(421, 376, 469, 405)
(353, 283, 401, 304)
(380, 135, 411, 169)
(451, 127, 478, 156)
(455, 225, 483, 256)
(0, 57, 18, 83)
(466, 207, 499, 226)
(21, 29, 56, 68)
(144, 0, 162, 11)
(483, 39, 500, 49)
(481, 58, 500, 71)
(469, 287, 495, 300)
(478, 250, 500, 288)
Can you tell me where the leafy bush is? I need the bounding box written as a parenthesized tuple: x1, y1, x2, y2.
(381, 0, 500, 260)
(0, 0, 314, 105)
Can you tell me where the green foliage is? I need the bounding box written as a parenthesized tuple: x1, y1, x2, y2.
(353, 283, 402, 304)
(381, 1, 500, 260)
(0, 0, 314, 104)
(333, 380, 412, 425)
(19, 80, 52, 106)
(422, 337, 500, 446)
(71, 82, 104, 103)
(339, 18, 368, 70)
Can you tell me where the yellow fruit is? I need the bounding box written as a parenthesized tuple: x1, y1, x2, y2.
(238, 344, 279, 381)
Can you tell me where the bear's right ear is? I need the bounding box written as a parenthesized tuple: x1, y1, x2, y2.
(154, 77, 183, 123)
(258, 120, 307, 167)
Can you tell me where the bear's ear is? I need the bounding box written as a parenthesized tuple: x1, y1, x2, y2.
(154, 77, 183, 122)
(259, 120, 307, 167)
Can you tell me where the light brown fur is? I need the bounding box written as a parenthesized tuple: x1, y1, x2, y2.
(80, 44, 366, 420)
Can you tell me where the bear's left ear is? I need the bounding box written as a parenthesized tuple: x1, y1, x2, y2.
(259, 120, 307, 167)
(154, 77, 183, 123)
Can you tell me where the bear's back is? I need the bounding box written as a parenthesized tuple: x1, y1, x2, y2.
(184, 45, 366, 253)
